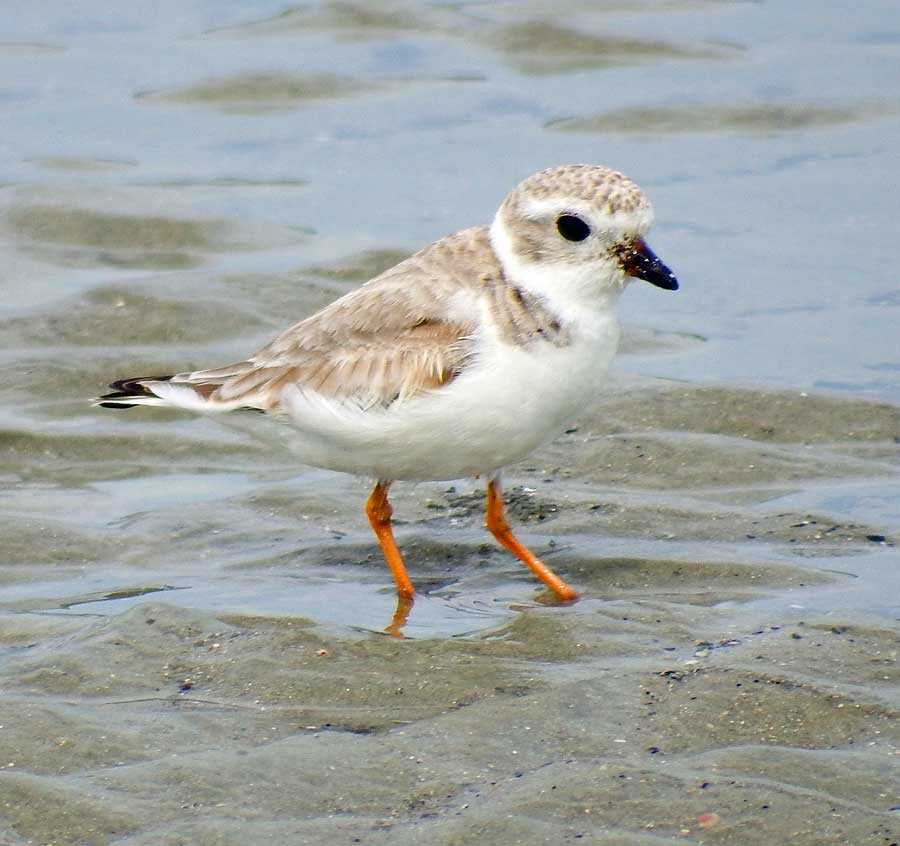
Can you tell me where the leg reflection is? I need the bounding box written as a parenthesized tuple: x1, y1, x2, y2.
(384, 593, 414, 638)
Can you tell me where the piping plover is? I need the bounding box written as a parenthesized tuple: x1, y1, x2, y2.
(97, 164, 678, 608)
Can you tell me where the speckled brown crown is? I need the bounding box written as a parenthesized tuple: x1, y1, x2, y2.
(507, 164, 651, 218)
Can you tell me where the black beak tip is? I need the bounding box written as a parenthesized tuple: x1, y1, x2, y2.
(619, 239, 679, 292)
(658, 275, 679, 291)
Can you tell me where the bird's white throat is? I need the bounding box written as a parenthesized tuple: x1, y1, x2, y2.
(489, 213, 627, 325)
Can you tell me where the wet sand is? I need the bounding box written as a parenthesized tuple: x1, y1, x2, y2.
(2, 1, 900, 843)
(2, 375, 899, 845)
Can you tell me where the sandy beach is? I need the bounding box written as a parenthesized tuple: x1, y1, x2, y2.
(1, 1, 899, 843)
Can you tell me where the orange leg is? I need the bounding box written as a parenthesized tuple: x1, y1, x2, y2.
(485, 479, 579, 602)
(365, 481, 415, 600)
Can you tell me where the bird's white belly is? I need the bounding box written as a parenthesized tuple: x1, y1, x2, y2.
(266, 314, 620, 481)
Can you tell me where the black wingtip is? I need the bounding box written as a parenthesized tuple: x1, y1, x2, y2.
(107, 374, 173, 394)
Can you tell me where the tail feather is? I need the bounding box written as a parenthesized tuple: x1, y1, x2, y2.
(94, 370, 261, 412)
(95, 374, 174, 409)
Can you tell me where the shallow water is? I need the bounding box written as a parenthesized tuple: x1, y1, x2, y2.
(1, 2, 899, 844)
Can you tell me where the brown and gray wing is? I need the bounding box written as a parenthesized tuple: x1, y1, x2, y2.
(179, 233, 495, 409)
(197, 318, 475, 410)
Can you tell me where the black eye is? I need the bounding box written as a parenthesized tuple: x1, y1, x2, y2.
(556, 214, 591, 242)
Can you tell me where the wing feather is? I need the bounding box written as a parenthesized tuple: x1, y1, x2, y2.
(137, 227, 501, 411)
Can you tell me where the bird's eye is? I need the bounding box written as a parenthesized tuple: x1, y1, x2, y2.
(555, 214, 591, 242)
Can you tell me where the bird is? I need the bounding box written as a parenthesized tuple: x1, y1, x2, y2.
(96, 164, 678, 628)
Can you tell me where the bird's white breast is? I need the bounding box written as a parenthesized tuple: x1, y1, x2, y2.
(270, 304, 620, 482)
